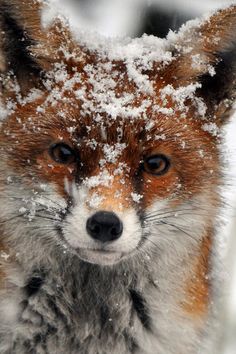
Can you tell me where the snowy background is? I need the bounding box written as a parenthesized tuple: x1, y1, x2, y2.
(43, 0, 236, 352)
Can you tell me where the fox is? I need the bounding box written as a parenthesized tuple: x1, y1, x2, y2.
(0, 1, 235, 353)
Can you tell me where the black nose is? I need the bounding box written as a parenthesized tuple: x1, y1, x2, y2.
(86, 211, 123, 243)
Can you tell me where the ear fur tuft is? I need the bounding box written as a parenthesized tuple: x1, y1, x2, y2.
(0, 0, 45, 93)
(171, 6, 236, 122)
(0, 0, 81, 95)
(0, 2, 42, 91)
(197, 6, 236, 120)
(198, 46, 236, 120)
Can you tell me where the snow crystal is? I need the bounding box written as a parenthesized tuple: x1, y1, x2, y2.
(125, 62, 153, 95)
(6, 176, 13, 184)
(145, 121, 155, 131)
(103, 143, 126, 164)
(88, 193, 104, 209)
(86, 139, 98, 150)
(22, 89, 44, 105)
(131, 192, 143, 203)
(100, 126, 107, 141)
(194, 97, 207, 117)
(191, 54, 206, 70)
(0, 251, 10, 261)
(167, 17, 203, 46)
(0, 100, 10, 122)
(202, 122, 220, 136)
(83, 170, 114, 188)
(153, 105, 174, 116)
(67, 126, 76, 134)
(19, 207, 27, 214)
(0, 97, 18, 122)
(160, 82, 207, 117)
(190, 53, 216, 78)
(73, 32, 173, 68)
(155, 134, 166, 141)
(208, 65, 216, 77)
(161, 82, 201, 109)
(198, 150, 205, 158)
(114, 163, 130, 176)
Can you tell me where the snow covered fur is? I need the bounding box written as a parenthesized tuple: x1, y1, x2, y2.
(0, 1, 236, 353)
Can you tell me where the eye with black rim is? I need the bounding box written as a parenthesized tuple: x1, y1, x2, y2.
(143, 154, 170, 176)
(49, 143, 77, 164)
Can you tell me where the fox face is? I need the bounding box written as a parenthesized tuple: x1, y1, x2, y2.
(0, 2, 235, 269)
(0, 65, 220, 266)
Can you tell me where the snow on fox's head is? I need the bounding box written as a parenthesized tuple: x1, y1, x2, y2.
(0, 1, 235, 265)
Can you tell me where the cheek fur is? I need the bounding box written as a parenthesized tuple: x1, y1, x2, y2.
(36, 153, 75, 198)
(0, 241, 14, 289)
(0, 260, 6, 289)
(142, 171, 177, 207)
(141, 147, 219, 209)
(181, 232, 212, 317)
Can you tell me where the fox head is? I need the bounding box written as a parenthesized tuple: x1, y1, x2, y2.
(0, 1, 235, 267)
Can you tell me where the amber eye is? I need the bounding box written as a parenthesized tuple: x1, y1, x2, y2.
(49, 143, 76, 164)
(143, 154, 170, 176)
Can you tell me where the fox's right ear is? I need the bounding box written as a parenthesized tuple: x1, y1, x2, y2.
(0, 0, 46, 93)
(0, 0, 71, 95)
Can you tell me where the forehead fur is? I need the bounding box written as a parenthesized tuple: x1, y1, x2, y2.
(1, 53, 213, 154)
(1, 42, 211, 136)
(1, 2, 236, 130)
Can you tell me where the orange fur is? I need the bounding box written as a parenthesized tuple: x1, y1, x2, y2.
(182, 232, 212, 317)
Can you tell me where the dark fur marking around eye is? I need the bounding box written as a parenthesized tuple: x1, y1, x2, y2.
(129, 289, 151, 330)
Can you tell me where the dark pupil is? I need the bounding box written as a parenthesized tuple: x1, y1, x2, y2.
(50, 143, 75, 164)
(145, 154, 170, 175)
(147, 157, 163, 170)
(58, 146, 72, 162)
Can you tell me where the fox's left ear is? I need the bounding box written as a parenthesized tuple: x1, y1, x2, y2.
(171, 6, 236, 124)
